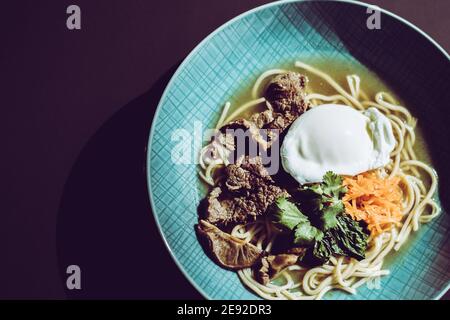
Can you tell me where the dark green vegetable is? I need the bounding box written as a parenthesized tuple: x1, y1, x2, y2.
(312, 232, 345, 263)
(311, 214, 369, 264)
(271, 171, 369, 266)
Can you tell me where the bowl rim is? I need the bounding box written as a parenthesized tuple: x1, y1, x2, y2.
(146, 0, 450, 300)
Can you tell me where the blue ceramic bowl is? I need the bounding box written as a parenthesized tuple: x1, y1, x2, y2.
(147, 0, 450, 299)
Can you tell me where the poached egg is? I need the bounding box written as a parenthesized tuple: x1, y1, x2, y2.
(281, 104, 395, 184)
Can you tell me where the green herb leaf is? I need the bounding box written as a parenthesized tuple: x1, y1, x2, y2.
(272, 172, 369, 266)
(308, 184, 323, 196)
(322, 171, 347, 199)
(296, 172, 346, 231)
(293, 222, 324, 246)
(321, 201, 343, 230)
(273, 197, 308, 230)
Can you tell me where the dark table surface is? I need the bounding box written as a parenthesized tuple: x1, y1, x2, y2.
(0, 0, 449, 299)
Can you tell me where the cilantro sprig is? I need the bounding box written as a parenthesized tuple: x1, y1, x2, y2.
(273, 198, 308, 230)
(271, 172, 369, 265)
(298, 171, 347, 231)
(273, 198, 323, 246)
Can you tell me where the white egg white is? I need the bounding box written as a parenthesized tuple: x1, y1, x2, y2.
(281, 104, 395, 184)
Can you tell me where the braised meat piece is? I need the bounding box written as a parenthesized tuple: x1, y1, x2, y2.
(255, 251, 306, 285)
(205, 156, 288, 226)
(219, 119, 258, 151)
(206, 187, 233, 225)
(224, 155, 272, 191)
(215, 128, 235, 151)
(212, 72, 309, 154)
(206, 184, 288, 225)
(265, 72, 308, 115)
(197, 220, 264, 269)
(250, 109, 275, 128)
(198, 72, 312, 277)
(263, 72, 309, 132)
(217, 118, 270, 153)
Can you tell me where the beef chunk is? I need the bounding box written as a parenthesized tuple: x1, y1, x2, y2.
(215, 129, 235, 151)
(262, 72, 309, 132)
(250, 109, 275, 128)
(224, 156, 272, 191)
(197, 220, 264, 269)
(205, 156, 288, 226)
(206, 187, 231, 225)
(255, 252, 305, 285)
(217, 118, 270, 154)
(212, 72, 309, 155)
(219, 119, 258, 147)
(203, 73, 309, 226)
(265, 72, 308, 115)
(206, 180, 288, 226)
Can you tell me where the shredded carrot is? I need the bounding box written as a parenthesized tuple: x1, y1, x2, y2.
(342, 171, 403, 236)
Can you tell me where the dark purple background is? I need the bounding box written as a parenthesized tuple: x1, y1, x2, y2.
(0, 0, 449, 299)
